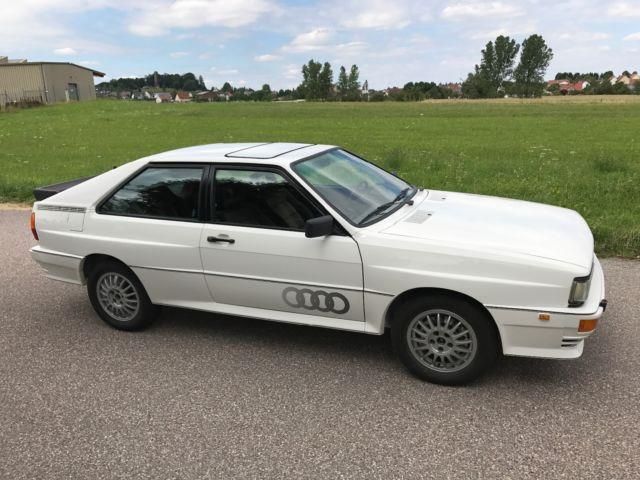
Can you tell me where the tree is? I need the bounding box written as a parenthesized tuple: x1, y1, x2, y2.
(337, 66, 349, 100)
(300, 59, 323, 100)
(461, 67, 494, 98)
(492, 36, 520, 93)
(182, 78, 199, 91)
(318, 62, 334, 100)
(347, 64, 360, 100)
(221, 82, 233, 93)
(253, 84, 272, 101)
(477, 35, 519, 96)
(478, 40, 497, 97)
(514, 34, 553, 97)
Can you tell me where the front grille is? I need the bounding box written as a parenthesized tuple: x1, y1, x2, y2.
(561, 336, 583, 348)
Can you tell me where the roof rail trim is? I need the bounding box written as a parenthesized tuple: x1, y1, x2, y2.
(225, 143, 316, 159)
(224, 143, 271, 157)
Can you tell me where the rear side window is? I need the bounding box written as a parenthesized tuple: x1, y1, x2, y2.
(213, 169, 320, 230)
(99, 167, 203, 220)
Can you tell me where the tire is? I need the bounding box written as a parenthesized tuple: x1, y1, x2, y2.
(87, 260, 157, 331)
(391, 294, 499, 385)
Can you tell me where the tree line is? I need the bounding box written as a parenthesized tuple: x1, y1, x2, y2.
(97, 35, 638, 102)
(97, 71, 207, 92)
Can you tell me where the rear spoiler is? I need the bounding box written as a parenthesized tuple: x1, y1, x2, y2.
(33, 176, 94, 201)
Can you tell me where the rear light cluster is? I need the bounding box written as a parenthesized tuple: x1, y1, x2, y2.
(30, 212, 39, 240)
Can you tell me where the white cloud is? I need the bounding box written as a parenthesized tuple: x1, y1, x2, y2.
(53, 47, 78, 56)
(558, 32, 610, 41)
(169, 51, 189, 58)
(341, 2, 411, 29)
(128, 0, 275, 36)
(334, 41, 368, 55)
(624, 32, 640, 41)
(608, 2, 640, 17)
(211, 67, 239, 75)
(284, 28, 333, 52)
(468, 23, 536, 41)
(284, 64, 300, 80)
(255, 54, 281, 62)
(442, 2, 524, 20)
(79, 60, 101, 66)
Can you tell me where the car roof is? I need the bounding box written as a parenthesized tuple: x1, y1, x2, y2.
(140, 142, 336, 166)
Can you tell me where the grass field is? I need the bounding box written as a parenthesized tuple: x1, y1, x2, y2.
(1, 98, 638, 256)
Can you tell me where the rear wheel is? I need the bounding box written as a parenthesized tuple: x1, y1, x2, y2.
(87, 261, 157, 331)
(392, 295, 498, 385)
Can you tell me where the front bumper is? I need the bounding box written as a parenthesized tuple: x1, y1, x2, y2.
(488, 257, 606, 359)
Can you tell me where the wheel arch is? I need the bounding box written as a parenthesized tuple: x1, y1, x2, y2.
(384, 287, 503, 352)
(80, 253, 133, 284)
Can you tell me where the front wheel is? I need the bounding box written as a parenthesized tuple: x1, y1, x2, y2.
(391, 295, 499, 385)
(87, 261, 157, 331)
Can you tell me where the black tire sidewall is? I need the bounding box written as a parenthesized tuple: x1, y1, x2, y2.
(391, 295, 498, 385)
(87, 261, 155, 331)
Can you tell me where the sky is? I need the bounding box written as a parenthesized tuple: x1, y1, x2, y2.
(2, 0, 640, 90)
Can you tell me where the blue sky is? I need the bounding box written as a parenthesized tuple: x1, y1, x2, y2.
(3, 1, 640, 90)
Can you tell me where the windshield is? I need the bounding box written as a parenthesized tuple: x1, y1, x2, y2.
(292, 149, 415, 226)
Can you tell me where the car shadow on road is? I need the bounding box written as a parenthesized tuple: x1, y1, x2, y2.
(149, 305, 588, 388)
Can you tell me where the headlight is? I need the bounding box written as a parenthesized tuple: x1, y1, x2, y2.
(568, 271, 592, 307)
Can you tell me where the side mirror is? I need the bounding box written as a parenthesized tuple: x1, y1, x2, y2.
(305, 215, 334, 238)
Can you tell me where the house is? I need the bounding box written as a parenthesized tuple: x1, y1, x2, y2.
(0, 56, 105, 105)
(194, 90, 218, 102)
(131, 91, 145, 100)
(154, 92, 172, 103)
(174, 91, 192, 103)
(441, 82, 463, 95)
(609, 72, 640, 88)
(547, 79, 589, 95)
(383, 87, 403, 97)
(118, 91, 131, 100)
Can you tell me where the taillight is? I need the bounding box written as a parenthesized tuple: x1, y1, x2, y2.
(30, 212, 39, 240)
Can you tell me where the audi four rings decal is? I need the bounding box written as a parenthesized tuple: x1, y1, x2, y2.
(282, 287, 350, 314)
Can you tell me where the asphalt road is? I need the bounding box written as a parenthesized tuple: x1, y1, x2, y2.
(1, 209, 639, 479)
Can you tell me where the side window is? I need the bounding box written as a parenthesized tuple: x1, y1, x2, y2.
(100, 167, 203, 220)
(213, 169, 320, 230)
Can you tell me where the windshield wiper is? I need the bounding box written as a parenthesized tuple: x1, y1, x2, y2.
(359, 187, 415, 225)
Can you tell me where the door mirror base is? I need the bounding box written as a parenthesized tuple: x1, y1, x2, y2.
(305, 215, 334, 238)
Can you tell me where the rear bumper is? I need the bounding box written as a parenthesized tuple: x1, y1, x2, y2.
(489, 257, 606, 359)
(30, 246, 83, 284)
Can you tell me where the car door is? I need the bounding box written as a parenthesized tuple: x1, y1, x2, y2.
(199, 165, 365, 328)
(91, 163, 213, 307)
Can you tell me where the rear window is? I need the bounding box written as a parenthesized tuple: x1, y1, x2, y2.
(99, 167, 203, 220)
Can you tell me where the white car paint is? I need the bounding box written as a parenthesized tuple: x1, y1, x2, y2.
(30, 142, 605, 359)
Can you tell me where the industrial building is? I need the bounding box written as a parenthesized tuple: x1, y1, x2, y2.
(0, 57, 105, 106)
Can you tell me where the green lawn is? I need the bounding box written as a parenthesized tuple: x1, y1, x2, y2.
(1, 99, 639, 256)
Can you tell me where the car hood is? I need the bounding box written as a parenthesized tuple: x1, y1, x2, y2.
(381, 190, 594, 269)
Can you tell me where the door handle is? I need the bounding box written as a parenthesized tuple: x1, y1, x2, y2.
(207, 236, 235, 244)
